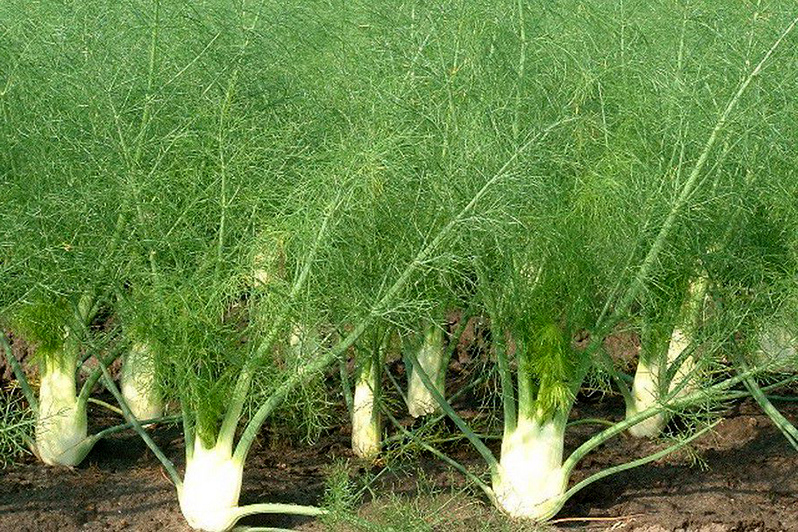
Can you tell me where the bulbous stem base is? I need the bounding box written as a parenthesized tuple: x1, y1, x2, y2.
(36, 367, 89, 466)
(179, 442, 243, 532)
(407, 326, 446, 418)
(352, 367, 381, 460)
(121, 342, 164, 420)
(493, 417, 567, 520)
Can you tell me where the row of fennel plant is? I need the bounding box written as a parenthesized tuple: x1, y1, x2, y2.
(1, 1, 797, 531)
(354, 0, 798, 521)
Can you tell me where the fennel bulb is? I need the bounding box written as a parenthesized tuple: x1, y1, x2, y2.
(121, 341, 163, 420)
(35, 359, 89, 466)
(352, 359, 381, 459)
(494, 414, 568, 519)
(406, 325, 446, 418)
(178, 441, 244, 532)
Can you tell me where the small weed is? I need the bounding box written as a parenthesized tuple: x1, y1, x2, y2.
(0, 389, 34, 468)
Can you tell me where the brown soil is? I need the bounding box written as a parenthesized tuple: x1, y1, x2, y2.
(3, 322, 796, 532)
(1, 394, 797, 532)
(560, 398, 798, 532)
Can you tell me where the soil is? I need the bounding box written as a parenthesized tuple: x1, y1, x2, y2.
(1, 394, 797, 532)
(3, 324, 797, 532)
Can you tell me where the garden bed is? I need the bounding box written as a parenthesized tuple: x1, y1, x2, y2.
(2, 397, 796, 532)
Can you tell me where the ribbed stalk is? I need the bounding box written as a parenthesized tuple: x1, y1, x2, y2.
(626, 323, 670, 438)
(352, 348, 382, 459)
(627, 275, 708, 437)
(666, 275, 708, 399)
(756, 323, 797, 372)
(121, 341, 163, 420)
(406, 324, 446, 418)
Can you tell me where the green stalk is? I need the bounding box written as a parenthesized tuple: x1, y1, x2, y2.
(513, 0, 526, 144)
(744, 374, 798, 450)
(381, 313, 486, 446)
(339, 358, 354, 419)
(77, 338, 127, 409)
(495, 332, 517, 436)
(566, 418, 616, 428)
(383, 358, 410, 406)
(643, 319, 671, 396)
(234, 319, 369, 463)
(561, 365, 761, 480)
(218, 188, 346, 450)
(87, 398, 124, 416)
(231, 528, 295, 532)
(382, 359, 498, 447)
(403, 349, 499, 474)
(1, 334, 37, 411)
(230, 503, 326, 521)
(182, 392, 196, 462)
(735, 355, 798, 450)
(215, 72, 237, 280)
(764, 394, 798, 402)
(548, 421, 719, 521)
(131, 0, 160, 169)
(516, 343, 537, 423)
(719, 374, 798, 401)
(88, 414, 180, 440)
(381, 394, 496, 502)
(98, 362, 182, 488)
